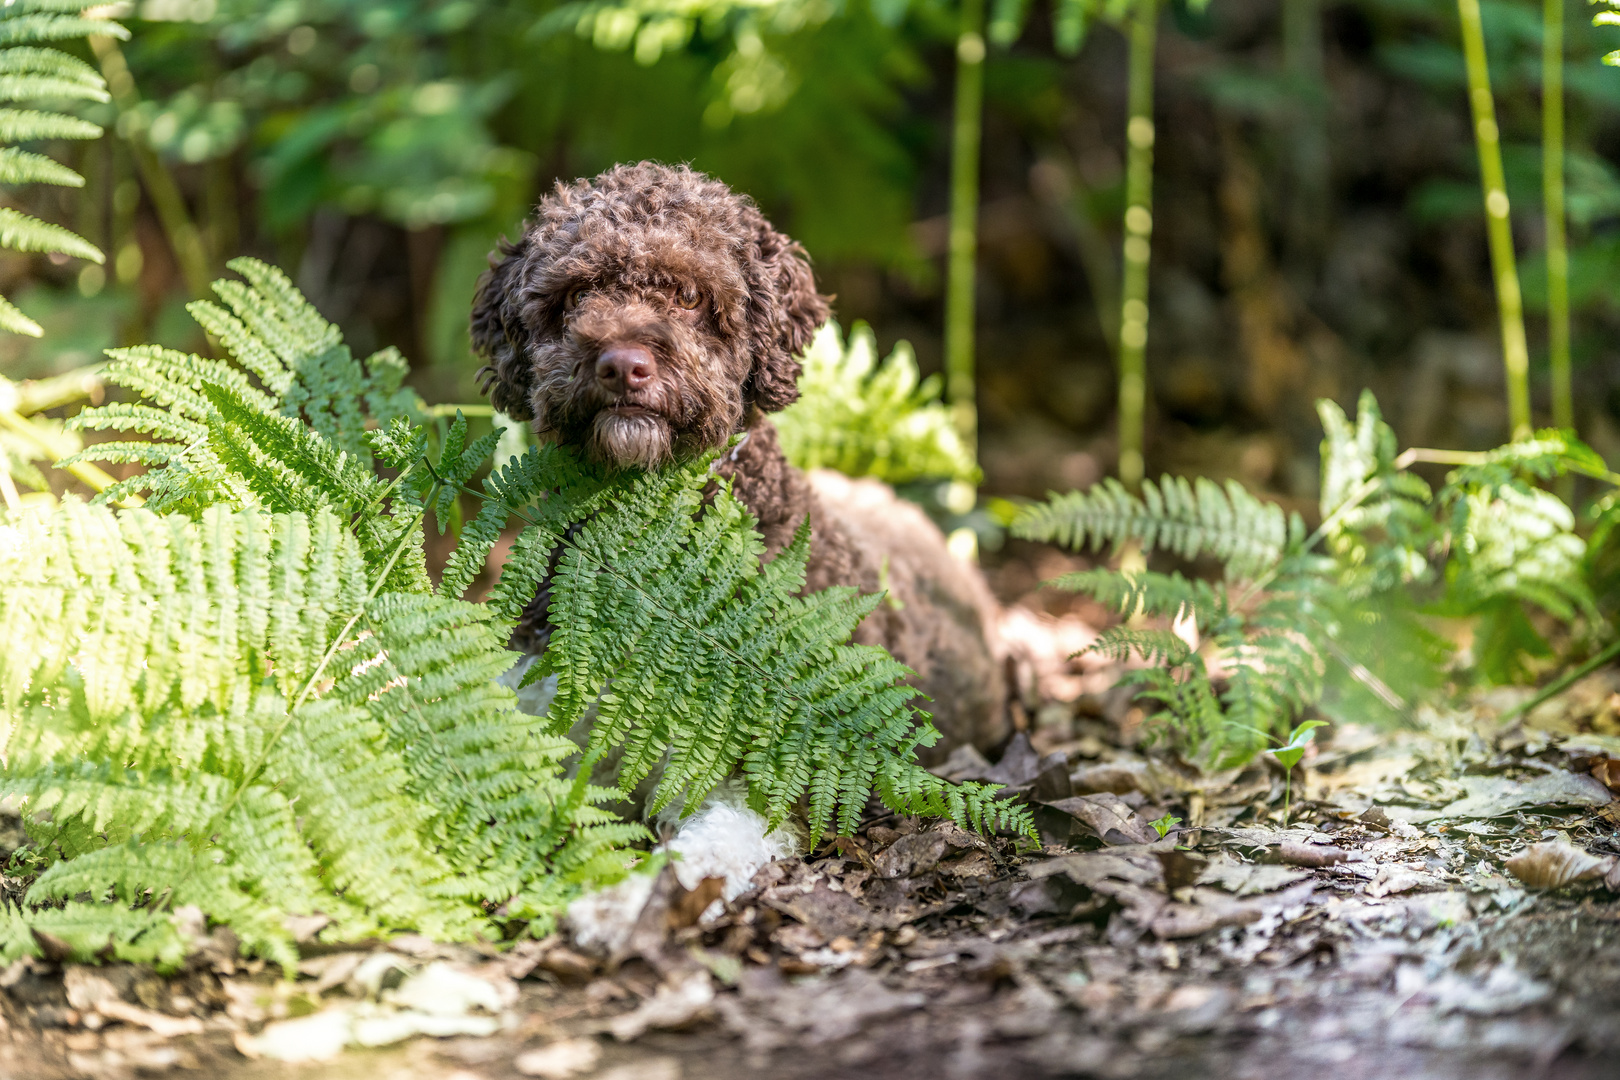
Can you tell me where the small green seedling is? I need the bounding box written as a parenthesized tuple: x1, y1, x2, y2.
(1150, 813, 1182, 839)
(1268, 720, 1326, 825)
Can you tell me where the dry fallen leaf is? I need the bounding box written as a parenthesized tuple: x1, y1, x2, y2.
(1588, 756, 1620, 794)
(515, 1038, 604, 1078)
(1504, 841, 1617, 890)
(1045, 793, 1159, 845)
(1274, 841, 1353, 867)
(1197, 859, 1311, 897)
(1438, 772, 1612, 819)
(609, 970, 715, 1041)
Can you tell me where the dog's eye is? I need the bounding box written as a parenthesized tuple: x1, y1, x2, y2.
(565, 287, 588, 310)
(677, 286, 702, 311)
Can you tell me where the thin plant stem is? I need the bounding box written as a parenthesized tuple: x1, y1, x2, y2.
(0, 407, 136, 505)
(1117, 0, 1159, 492)
(1497, 635, 1620, 726)
(1457, 0, 1532, 440)
(87, 34, 212, 298)
(1282, 0, 1328, 266)
(1544, 0, 1573, 502)
(1395, 444, 1620, 485)
(1544, 0, 1570, 428)
(945, 0, 986, 465)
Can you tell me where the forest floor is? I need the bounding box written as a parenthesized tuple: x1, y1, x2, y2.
(6, 562, 1620, 1080)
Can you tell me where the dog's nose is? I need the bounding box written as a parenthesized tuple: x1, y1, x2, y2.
(596, 346, 657, 393)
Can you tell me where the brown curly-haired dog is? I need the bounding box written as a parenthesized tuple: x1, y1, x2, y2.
(471, 161, 1007, 761)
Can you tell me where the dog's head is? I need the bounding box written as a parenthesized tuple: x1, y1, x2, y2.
(471, 162, 829, 470)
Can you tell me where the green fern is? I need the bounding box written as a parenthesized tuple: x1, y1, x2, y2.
(1014, 472, 1297, 581)
(1316, 393, 1436, 597)
(372, 424, 1032, 843)
(65, 257, 421, 515)
(775, 321, 979, 485)
(1014, 391, 1605, 763)
(35, 259, 1027, 953)
(0, 3, 124, 337)
(0, 500, 638, 968)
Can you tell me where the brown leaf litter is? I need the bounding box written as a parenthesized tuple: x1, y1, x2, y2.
(8, 670, 1620, 1078)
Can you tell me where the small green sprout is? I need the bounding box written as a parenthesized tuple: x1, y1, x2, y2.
(1268, 720, 1327, 824)
(1150, 813, 1182, 839)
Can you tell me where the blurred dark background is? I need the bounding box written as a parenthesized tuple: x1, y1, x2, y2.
(6, 0, 1620, 511)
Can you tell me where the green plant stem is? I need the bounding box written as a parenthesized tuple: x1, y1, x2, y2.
(87, 33, 212, 299)
(1396, 444, 1620, 485)
(203, 502, 427, 842)
(426, 402, 495, 418)
(1, 367, 103, 415)
(1282, 0, 1328, 265)
(945, 0, 986, 465)
(1457, 0, 1532, 440)
(0, 407, 131, 503)
(1544, 0, 1573, 448)
(1543, 0, 1570, 419)
(1117, 0, 1159, 492)
(1497, 635, 1620, 726)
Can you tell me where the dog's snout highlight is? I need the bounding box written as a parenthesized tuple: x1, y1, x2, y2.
(595, 345, 657, 393)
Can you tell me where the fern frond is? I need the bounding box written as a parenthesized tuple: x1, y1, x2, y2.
(0, 12, 130, 47)
(0, 146, 82, 185)
(69, 260, 426, 514)
(0, 206, 99, 259)
(0, 6, 120, 338)
(1317, 394, 1436, 595)
(0, 290, 40, 335)
(1049, 568, 1226, 627)
(0, 105, 98, 141)
(1012, 474, 1290, 580)
(451, 445, 1033, 843)
(1087, 627, 1193, 666)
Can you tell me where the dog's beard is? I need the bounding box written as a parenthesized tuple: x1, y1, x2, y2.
(527, 336, 746, 470)
(588, 410, 674, 470)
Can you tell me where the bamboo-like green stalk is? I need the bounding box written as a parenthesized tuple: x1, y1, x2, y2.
(1457, 0, 1532, 440)
(1544, 0, 1571, 433)
(88, 33, 212, 299)
(1116, 0, 1158, 491)
(1283, 0, 1328, 269)
(945, 0, 986, 464)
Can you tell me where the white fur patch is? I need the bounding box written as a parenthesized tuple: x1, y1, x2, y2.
(564, 873, 656, 955)
(502, 659, 804, 949)
(565, 787, 804, 950)
(665, 799, 803, 903)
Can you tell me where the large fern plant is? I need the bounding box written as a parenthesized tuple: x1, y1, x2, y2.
(1015, 391, 1606, 765)
(373, 422, 1026, 841)
(15, 260, 1027, 966)
(0, 499, 640, 969)
(0, 1, 123, 336)
(1, 262, 647, 967)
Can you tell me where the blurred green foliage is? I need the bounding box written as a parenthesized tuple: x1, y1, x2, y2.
(776, 320, 978, 483)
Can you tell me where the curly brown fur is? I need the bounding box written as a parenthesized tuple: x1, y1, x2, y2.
(472, 162, 824, 470)
(475, 162, 1007, 760)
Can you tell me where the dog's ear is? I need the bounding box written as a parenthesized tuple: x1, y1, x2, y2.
(471, 234, 535, 420)
(745, 218, 829, 413)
